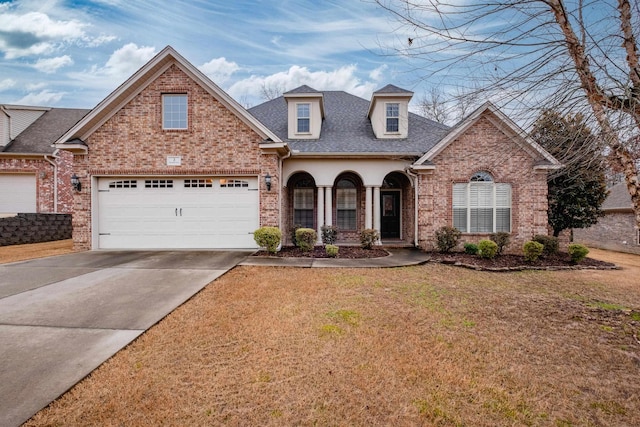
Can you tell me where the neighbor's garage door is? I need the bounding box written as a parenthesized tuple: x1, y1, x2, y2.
(97, 177, 259, 249)
(0, 174, 36, 213)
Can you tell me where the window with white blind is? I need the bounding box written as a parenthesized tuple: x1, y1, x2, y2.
(337, 179, 357, 230)
(453, 172, 511, 233)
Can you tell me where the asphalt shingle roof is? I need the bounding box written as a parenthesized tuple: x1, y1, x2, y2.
(603, 181, 634, 210)
(3, 108, 90, 154)
(248, 90, 450, 155)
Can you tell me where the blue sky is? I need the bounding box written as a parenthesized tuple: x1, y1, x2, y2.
(0, 0, 420, 109)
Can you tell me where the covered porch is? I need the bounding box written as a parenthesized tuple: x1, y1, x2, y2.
(281, 158, 416, 246)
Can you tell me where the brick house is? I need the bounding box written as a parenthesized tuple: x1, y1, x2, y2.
(1, 105, 88, 214)
(574, 181, 640, 254)
(52, 46, 561, 252)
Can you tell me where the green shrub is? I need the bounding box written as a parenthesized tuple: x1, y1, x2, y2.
(253, 226, 282, 254)
(326, 244, 339, 258)
(321, 225, 338, 245)
(434, 226, 461, 253)
(295, 228, 317, 252)
(490, 232, 511, 255)
(290, 224, 302, 246)
(463, 242, 479, 255)
(478, 239, 498, 259)
(533, 234, 559, 256)
(523, 240, 544, 262)
(360, 228, 380, 249)
(568, 243, 589, 263)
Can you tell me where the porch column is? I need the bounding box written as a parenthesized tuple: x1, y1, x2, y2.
(317, 186, 325, 244)
(373, 186, 381, 243)
(325, 186, 333, 226)
(365, 186, 373, 229)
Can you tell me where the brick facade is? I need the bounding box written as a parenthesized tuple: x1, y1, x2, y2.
(417, 112, 549, 254)
(0, 150, 73, 214)
(574, 211, 640, 255)
(71, 64, 277, 250)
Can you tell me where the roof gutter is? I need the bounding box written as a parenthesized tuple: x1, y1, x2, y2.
(290, 151, 422, 159)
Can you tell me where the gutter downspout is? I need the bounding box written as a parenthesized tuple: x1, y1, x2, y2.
(44, 151, 58, 213)
(405, 167, 419, 248)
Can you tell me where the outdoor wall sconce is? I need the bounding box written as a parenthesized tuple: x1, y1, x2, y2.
(71, 173, 82, 192)
(265, 173, 272, 191)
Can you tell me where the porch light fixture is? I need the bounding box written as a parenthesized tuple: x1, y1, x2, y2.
(265, 173, 272, 191)
(71, 173, 81, 192)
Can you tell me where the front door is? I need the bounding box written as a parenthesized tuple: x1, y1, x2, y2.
(380, 191, 400, 239)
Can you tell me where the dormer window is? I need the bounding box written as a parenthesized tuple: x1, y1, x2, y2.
(297, 103, 310, 133)
(386, 103, 399, 133)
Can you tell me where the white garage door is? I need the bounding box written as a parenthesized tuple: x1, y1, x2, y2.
(0, 174, 36, 214)
(97, 177, 260, 249)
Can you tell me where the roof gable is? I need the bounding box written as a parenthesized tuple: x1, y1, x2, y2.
(54, 46, 280, 148)
(413, 102, 561, 170)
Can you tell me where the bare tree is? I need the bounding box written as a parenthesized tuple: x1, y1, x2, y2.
(260, 82, 287, 101)
(373, 0, 640, 229)
(417, 85, 482, 125)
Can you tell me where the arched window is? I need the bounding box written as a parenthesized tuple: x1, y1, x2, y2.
(293, 177, 315, 229)
(336, 178, 357, 230)
(453, 171, 511, 233)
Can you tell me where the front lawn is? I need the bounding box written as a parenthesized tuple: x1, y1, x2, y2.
(26, 250, 640, 426)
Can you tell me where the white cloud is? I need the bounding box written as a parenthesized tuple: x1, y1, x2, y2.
(14, 90, 65, 106)
(228, 65, 378, 102)
(369, 65, 388, 81)
(0, 11, 88, 59)
(102, 43, 157, 78)
(0, 78, 16, 91)
(33, 55, 74, 73)
(199, 57, 240, 85)
(26, 82, 47, 91)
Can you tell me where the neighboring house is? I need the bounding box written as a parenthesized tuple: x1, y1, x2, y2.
(53, 46, 561, 252)
(574, 181, 640, 254)
(0, 105, 89, 214)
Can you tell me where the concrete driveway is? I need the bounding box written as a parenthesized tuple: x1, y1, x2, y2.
(0, 250, 251, 427)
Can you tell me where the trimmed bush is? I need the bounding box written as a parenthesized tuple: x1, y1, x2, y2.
(568, 243, 589, 263)
(321, 225, 338, 245)
(533, 234, 559, 256)
(523, 240, 544, 262)
(360, 228, 380, 249)
(295, 228, 317, 252)
(464, 242, 479, 255)
(290, 224, 302, 246)
(434, 226, 461, 253)
(478, 239, 498, 259)
(253, 226, 282, 254)
(326, 244, 339, 258)
(490, 232, 511, 255)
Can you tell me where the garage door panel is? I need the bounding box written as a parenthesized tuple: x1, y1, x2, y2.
(97, 177, 259, 249)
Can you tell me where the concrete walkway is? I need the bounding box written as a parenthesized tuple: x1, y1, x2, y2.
(0, 250, 250, 427)
(240, 247, 431, 268)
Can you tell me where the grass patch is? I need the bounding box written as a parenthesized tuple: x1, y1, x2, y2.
(24, 258, 640, 427)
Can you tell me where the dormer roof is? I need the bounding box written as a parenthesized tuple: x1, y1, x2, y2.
(283, 85, 325, 119)
(367, 85, 414, 118)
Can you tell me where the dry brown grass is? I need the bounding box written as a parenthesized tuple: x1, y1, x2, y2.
(24, 250, 640, 426)
(0, 239, 75, 264)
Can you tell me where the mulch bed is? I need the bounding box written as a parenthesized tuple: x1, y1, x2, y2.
(430, 252, 618, 271)
(254, 246, 389, 259)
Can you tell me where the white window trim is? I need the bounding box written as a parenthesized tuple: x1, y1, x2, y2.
(162, 94, 188, 130)
(385, 102, 400, 134)
(296, 102, 311, 134)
